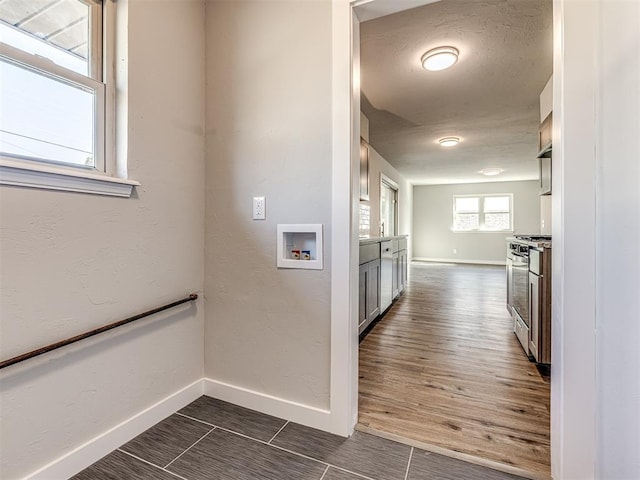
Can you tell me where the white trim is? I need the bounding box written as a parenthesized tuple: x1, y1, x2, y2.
(203, 378, 334, 433)
(0, 157, 139, 197)
(412, 257, 505, 266)
(329, 0, 359, 437)
(25, 379, 204, 480)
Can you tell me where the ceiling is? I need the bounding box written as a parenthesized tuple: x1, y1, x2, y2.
(360, 0, 553, 185)
(0, 0, 89, 58)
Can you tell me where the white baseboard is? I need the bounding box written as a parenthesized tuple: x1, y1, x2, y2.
(412, 257, 506, 266)
(26, 379, 204, 480)
(203, 378, 335, 434)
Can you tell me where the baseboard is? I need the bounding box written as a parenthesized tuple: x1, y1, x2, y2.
(412, 257, 506, 266)
(26, 379, 204, 480)
(203, 378, 335, 434)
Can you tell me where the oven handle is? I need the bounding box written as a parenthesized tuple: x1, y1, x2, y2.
(509, 253, 529, 267)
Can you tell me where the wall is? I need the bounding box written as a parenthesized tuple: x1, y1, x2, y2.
(0, 1, 206, 478)
(594, 0, 640, 477)
(412, 181, 539, 263)
(366, 146, 412, 241)
(204, 0, 332, 411)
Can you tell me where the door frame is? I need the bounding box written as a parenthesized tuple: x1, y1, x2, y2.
(330, 0, 599, 478)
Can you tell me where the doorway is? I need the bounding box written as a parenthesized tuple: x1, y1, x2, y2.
(350, 0, 549, 473)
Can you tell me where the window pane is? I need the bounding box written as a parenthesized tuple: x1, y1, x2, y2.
(0, 0, 90, 76)
(454, 213, 479, 231)
(0, 58, 95, 167)
(455, 197, 479, 213)
(484, 196, 510, 213)
(485, 213, 511, 230)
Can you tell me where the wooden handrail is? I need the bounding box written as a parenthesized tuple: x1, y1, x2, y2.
(0, 293, 198, 370)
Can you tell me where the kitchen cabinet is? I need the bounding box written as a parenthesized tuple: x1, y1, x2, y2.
(539, 157, 551, 195)
(538, 112, 552, 156)
(380, 241, 393, 312)
(394, 237, 408, 296)
(538, 112, 552, 195)
(398, 248, 408, 293)
(359, 236, 408, 337)
(528, 271, 541, 361)
(359, 242, 381, 334)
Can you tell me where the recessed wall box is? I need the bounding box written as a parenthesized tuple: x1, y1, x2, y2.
(277, 224, 323, 270)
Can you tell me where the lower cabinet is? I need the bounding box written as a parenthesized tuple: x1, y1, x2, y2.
(398, 249, 407, 294)
(358, 258, 381, 334)
(359, 237, 407, 336)
(392, 251, 399, 298)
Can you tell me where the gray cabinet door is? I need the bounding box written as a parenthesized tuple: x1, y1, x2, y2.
(397, 250, 407, 293)
(392, 251, 399, 299)
(528, 272, 542, 362)
(367, 259, 381, 320)
(359, 263, 368, 331)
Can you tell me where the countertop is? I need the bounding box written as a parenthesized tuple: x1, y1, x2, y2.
(507, 236, 552, 249)
(359, 235, 408, 246)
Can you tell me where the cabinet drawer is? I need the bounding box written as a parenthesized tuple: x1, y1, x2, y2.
(359, 242, 380, 265)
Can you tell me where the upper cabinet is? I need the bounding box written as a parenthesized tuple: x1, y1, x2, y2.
(538, 112, 552, 158)
(538, 77, 553, 195)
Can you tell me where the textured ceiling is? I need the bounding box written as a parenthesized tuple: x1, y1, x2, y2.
(360, 0, 553, 185)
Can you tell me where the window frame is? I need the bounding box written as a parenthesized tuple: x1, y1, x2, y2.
(451, 193, 514, 233)
(380, 173, 399, 237)
(0, 0, 138, 197)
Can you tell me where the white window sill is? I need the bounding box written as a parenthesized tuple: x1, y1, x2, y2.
(0, 158, 140, 197)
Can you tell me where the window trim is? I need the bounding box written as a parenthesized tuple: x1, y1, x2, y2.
(451, 193, 514, 233)
(0, 0, 138, 197)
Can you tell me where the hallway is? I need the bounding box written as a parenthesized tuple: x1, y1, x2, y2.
(358, 262, 550, 479)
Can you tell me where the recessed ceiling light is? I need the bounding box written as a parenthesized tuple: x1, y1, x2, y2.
(481, 168, 503, 176)
(421, 46, 459, 71)
(438, 137, 460, 147)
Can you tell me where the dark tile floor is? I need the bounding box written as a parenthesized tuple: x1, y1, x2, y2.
(72, 396, 528, 480)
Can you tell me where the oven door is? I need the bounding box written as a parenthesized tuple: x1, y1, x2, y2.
(511, 252, 529, 328)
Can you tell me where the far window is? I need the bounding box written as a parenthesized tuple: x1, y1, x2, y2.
(0, 0, 108, 171)
(452, 194, 513, 232)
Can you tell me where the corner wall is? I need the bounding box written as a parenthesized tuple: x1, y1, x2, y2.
(0, 1, 206, 478)
(412, 181, 540, 264)
(203, 0, 333, 413)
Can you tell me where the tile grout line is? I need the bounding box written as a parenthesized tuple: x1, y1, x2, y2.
(211, 424, 377, 480)
(116, 448, 188, 480)
(172, 412, 380, 480)
(267, 420, 289, 444)
(163, 426, 216, 470)
(403, 447, 414, 480)
(176, 411, 218, 428)
(318, 464, 330, 480)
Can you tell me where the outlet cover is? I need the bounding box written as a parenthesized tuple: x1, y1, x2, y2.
(253, 196, 266, 220)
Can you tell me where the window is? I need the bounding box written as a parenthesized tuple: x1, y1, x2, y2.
(452, 194, 513, 232)
(0, 0, 137, 196)
(380, 174, 398, 237)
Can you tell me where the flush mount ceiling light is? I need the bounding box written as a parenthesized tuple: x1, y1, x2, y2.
(438, 136, 460, 147)
(421, 46, 459, 71)
(481, 168, 504, 176)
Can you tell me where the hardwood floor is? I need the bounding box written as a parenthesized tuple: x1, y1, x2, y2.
(358, 262, 550, 479)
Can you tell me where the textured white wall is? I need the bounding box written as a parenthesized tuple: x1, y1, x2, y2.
(595, 1, 640, 477)
(412, 181, 540, 263)
(0, 1, 205, 478)
(204, 0, 332, 409)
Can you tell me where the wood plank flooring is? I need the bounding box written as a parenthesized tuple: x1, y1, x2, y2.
(358, 262, 550, 479)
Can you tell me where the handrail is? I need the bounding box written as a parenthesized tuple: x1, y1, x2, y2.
(0, 293, 198, 370)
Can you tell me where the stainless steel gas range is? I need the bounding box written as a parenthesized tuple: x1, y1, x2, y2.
(506, 235, 552, 364)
